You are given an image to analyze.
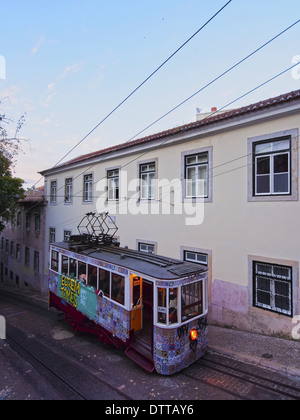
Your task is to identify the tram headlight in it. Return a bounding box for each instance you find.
[190,329,198,342]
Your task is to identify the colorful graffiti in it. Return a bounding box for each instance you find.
[60,276,81,308]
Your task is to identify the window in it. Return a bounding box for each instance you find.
[83,174,93,202]
[99,268,110,297]
[138,243,155,254]
[34,251,40,272]
[248,130,298,202]
[65,178,73,203]
[49,228,56,244]
[51,250,59,272]
[25,247,30,266]
[253,261,293,317]
[61,256,69,276]
[17,212,21,227]
[140,162,156,200]
[26,213,31,230]
[78,261,87,283]
[185,153,208,198]
[16,244,21,260]
[111,273,125,305]
[88,265,98,289]
[10,241,14,257]
[35,213,41,233]
[254,138,291,196]
[64,230,72,242]
[107,169,120,201]
[184,251,208,266]
[182,281,203,322]
[157,287,179,325]
[50,181,57,203]
[69,259,77,279]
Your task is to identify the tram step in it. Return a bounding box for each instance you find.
[125,346,155,374]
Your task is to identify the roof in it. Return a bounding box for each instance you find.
[18,186,46,204]
[41,88,300,174]
[53,242,208,281]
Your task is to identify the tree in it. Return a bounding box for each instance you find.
[0,110,26,232]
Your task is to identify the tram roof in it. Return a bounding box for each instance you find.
[52,242,208,281]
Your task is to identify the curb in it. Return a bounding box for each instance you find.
[208,345,300,380]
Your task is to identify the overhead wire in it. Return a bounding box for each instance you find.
[28,0,233,191]
[37,61,300,229]
[2,19,300,228]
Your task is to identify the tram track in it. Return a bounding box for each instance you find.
[0,293,133,401]
[182,353,300,401]
[6,326,134,401]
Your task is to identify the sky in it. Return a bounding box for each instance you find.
[0,0,299,189]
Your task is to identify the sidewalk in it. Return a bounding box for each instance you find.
[1,285,300,380]
[207,325,300,379]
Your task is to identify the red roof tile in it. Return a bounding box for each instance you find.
[44,89,300,172]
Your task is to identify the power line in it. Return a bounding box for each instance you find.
[41,18,300,210]
[29,0,232,190]
[37,61,300,229]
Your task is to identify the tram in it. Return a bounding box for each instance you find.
[49,213,208,375]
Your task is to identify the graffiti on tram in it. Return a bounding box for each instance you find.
[60,276,81,308]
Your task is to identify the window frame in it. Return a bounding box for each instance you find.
[65,178,73,204]
[248,129,299,202]
[140,162,156,200]
[50,180,57,204]
[83,173,93,203]
[253,260,293,317]
[253,138,291,196]
[107,169,120,201]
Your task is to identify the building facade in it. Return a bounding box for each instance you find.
[40,89,300,339]
[0,187,48,292]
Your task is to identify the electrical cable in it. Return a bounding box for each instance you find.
[28,0,232,191]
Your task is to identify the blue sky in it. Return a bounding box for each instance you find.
[0,0,299,188]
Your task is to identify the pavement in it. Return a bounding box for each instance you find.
[1,285,300,380]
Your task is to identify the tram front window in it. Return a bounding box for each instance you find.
[158,288,167,324]
[181,281,203,322]
[169,288,178,324]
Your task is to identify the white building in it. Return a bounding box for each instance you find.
[40,89,300,339]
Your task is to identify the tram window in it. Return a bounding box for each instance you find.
[69,259,77,279]
[181,281,203,322]
[88,265,98,289]
[111,273,125,305]
[78,261,87,284]
[169,288,178,324]
[158,288,167,324]
[61,256,69,276]
[51,251,59,272]
[99,268,110,297]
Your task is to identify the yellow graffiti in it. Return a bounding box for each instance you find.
[60,276,81,308]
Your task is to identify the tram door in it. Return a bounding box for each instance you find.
[131,276,153,345]
[131,275,143,332]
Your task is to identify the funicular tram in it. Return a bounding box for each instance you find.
[49,213,209,375]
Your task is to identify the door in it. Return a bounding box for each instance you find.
[131,275,143,332]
